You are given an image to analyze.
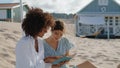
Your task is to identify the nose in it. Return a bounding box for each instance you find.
[57,34,62,39]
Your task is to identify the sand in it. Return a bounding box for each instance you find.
[0,21,120,68]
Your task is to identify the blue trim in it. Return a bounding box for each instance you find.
[7,9,11,18]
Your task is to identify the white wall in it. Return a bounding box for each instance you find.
[0,10,7,19]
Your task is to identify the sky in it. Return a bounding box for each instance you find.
[0,0,120,14]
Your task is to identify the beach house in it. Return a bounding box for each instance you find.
[75,0,120,38]
[0,3,29,22]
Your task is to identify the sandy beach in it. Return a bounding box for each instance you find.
[0,21,120,68]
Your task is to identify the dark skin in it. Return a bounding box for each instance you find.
[34,38,38,52]
[33,38,38,53]
[34,27,49,53]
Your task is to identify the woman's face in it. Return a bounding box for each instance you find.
[51,30,63,41]
[38,27,49,37]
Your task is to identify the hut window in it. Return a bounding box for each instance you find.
[115,17,120,25]
[115,17,119,23]
[116,22,118,25]
[109,27,113,33]
[115,19,119,23]
[79,23,82,26]
[98,0,108,6]
[105,23,107,25]
[109,17,113,23]
[109,17,113,19]
[90,25,93,26]
[115,17,118,19]
[105,17,108,22]
[105,17,108,19]
[109,22,113,25]
[109,20,113,22]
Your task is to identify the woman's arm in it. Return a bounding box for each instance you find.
[44,56,61,63]
[65,51,69,56]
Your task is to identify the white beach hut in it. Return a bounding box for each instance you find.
[0,3,29,22]
[75,0,120,38]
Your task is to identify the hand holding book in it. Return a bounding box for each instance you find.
[52,53,77,65]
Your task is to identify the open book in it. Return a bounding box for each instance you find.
[52,53,76,65]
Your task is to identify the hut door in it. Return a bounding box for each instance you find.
[105,17,114,35]
[108,17,114,35]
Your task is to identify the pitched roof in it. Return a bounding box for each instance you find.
[0,3,20,8]
[77,0,120,14]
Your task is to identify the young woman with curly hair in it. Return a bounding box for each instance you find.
[16,8,54,68]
